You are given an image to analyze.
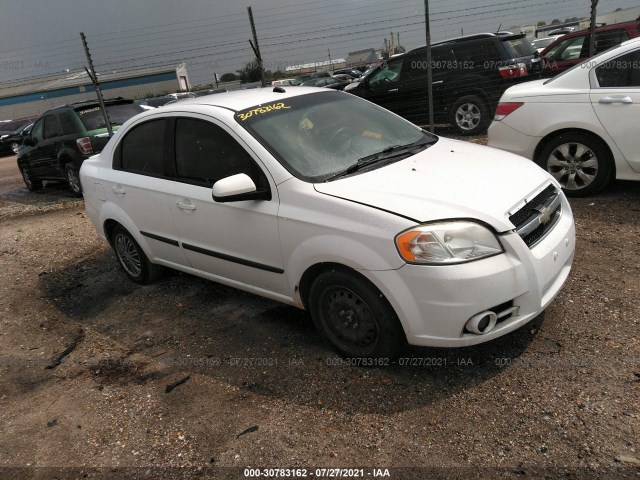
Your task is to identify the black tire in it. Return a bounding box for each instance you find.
[450,95,490,135]
[10,142,20,154]
[536,132,612,197]
[110,225,164,284]
[19,164,42,191]
[65,164,83,197]
[308,269,405,360]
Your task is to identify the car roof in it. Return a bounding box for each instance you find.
[157,86,331,112]
[540,20,640,55]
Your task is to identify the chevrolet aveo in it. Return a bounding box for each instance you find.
[80,88,575,359]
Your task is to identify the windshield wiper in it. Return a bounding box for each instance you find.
[325,137,436,182]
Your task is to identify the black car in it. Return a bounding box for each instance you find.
[0,117,37,156]
[345,32,542,135]
[17,98,144,195]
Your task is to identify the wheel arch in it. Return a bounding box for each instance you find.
[533,128,616,178]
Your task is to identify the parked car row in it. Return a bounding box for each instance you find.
[0,117,37,156]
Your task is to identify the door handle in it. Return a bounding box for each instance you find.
[433,80,444,85]
[388,88,399,92]
[599,96,632,105]
[112,185,126,195]
[176,201,196,211]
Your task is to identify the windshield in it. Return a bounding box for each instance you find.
[235,91,435,182]
[76,103,144,131]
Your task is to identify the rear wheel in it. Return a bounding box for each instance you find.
[308,269,405,360]
[111,225,164,284]
[450,95,490,135]
[19,164,42,191]
[65,164,83,196]
[536,132,612,197]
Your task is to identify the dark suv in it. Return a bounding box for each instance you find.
[17,98,144,195]
[345,33,542,135]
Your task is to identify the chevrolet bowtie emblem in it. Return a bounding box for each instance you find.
[538,205,553,225]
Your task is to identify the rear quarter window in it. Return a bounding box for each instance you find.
[501,38,535,58]
[76,103,145,131]
[452,41,500,65]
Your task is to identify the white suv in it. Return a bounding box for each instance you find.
[81,87,575,359]
[488,38,640,196]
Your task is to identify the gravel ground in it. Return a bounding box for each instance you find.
[0,144,638,479]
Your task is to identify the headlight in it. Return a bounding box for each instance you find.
[395,221,503,265]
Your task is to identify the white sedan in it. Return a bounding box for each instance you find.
[80,87,575,359]
[488,37,640,197]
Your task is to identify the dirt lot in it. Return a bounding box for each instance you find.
[0,146,639,479]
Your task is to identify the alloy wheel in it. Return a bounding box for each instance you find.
[546,142,598,191]
[455,103,481,131]
[114,234,142,278]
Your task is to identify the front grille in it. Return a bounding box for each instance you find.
[509,185,562,248]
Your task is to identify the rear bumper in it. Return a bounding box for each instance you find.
[487,121,540,160]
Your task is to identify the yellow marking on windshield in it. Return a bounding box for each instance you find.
[238,102,291,121]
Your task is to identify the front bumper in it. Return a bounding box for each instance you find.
[363,196,575,347]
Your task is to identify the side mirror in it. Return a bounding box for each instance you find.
[212,173,270,202]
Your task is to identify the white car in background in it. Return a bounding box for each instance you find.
[488,37,640,197]
[81,87,575,359]
[531,35,563,53]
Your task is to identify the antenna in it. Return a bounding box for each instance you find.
[496,23,502,34]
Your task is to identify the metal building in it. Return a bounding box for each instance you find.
[0,64,189,120]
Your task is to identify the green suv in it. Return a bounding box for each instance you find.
[17,98,144,195]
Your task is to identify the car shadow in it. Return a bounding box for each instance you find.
[39,249,545,415]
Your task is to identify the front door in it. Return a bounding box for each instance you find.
[168,115,286,295]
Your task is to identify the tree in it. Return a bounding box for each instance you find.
[236,62,262,83]
[537,21,546,27]
[551,19,561,25]
[220,72,237,82]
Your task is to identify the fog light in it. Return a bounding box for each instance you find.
[465,311,497,335]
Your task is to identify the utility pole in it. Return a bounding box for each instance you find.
[589,0,598,56]
[79,32,113,138]
[424,0,434,133]
[247,6,266,87]
[327,48,334,73]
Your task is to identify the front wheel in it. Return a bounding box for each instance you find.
[65,164,83,197]
[450,95,490,135]
[536,132,612,197]
[111,225,164,284]
[10,142,20,154]
[308,269,405,359]
[19,164,42,191]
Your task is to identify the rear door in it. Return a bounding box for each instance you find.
[108,118,189,267]
[590,48,640,172]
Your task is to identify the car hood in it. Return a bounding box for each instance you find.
[314,137,553,232]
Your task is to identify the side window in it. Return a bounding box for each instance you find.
[405,48,455,80]
[175,118,266,188]
[595,50,640,88]
[595,29,630,54]
[58,112,78,136]
[120,119,166,176]
[43,116,60,140]
[452,41,499,65]
[30,119,44,143]
[368,60,404,86]
[547,36,585,60]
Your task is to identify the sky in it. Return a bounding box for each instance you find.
[1,0,639,88]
